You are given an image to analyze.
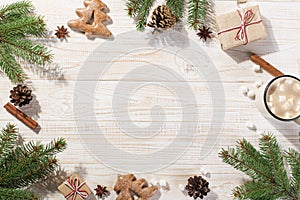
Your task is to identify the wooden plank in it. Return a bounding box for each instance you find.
[0,0,299,199]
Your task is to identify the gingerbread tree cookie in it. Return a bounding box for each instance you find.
[114,174,158,200]
[68,0,112,38]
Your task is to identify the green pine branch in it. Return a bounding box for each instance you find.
[0,15,46,37]
[0,1,52,83]
[219,133,300,200]
[0,188,38,200]
[259,134,292,196]
[166,0,185,20]
[0,43,25,83]
[126,0,210,31]
[0,138,66,188]
[0,124,18,159]
[0,0,33,19]
[187,0,208,30]
[2,37,52,65]
[233,181,278,200]
[286,148,300,197]
[126,0,141,17]
[0,124,66,199]
[135,0,155,31]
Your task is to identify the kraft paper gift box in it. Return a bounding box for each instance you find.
[216,5,267,50]
[58,174,92,200]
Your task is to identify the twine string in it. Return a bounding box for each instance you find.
[217,8,263,45]
[64,177,89,200]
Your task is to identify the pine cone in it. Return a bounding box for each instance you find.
[185,175,210,199]
[147,5,176,31]
[9,85,33,107]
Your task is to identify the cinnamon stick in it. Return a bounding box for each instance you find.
[4,102,38,130]
[250,54,284,77]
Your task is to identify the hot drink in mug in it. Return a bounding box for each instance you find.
[256,75,300,121]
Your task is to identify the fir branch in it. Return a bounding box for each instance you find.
[0,15,46,37]
[233,181,277,200]
[187,0,208,30]
[0,138,66,188]
[0,44,24,83]
[0,124,18,159]
[0,1,52,83]
[0,1,33,20]
[259,134,292,197]
[126,0,141,17]
[2,37,52,65]
[236,139,273,182]
[220,134,300,200]
[0,188,38,200]
[219,148,274,183]
[285,148,300,197]
[166,0,185,20]
[135,0,155,31]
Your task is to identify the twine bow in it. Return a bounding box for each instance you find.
[234,9,254,44]
[64,177,89,200]
[218,8,263,45]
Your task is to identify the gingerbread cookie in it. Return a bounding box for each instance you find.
[68,0,112,38]
[114,174,158,200]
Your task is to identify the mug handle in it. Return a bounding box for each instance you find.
[294,117,300,125]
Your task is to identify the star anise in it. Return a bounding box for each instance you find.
[197,26,213,41]
[94,185,110,199]
[55,25,69,39]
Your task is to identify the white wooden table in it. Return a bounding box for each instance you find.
[0,0,299,199]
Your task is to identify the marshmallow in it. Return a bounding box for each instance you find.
[252,64,261,72]
[200,167,209,176]
[159,179,168,188]
[246,121,257,130]
[150,179,158,186]
[247,90,256,99]
[279,95,286,103]
[256,130,264,135]
[178,184,185,192]
[255,81,263,88]
[226,193,233,198]
[241,86,249,95]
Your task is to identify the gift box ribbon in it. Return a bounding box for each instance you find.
[64,177,89,200]
[217,9,263,45]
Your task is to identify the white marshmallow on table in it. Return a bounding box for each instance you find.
[247,90,256,99]
[256,130,264,135]
[241,86,249,95]
[159,179,168,188]
[246,121,257,130]
[150,179,158,186]
[252,64,261,72]
[255,81,263,88]
[226,192,233,198]
[178,184,185,192]
[200,167,209,176]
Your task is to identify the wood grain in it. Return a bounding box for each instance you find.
[0,0,299,199]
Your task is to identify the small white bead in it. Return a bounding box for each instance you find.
[178,184,185,192]
[255,81,263,88]
[252,64,261,72]
[150,179,158,186]
[200,167,209,176]
[247,90,256,99]
[246,121,257,130]
[159,179,167,188]
[256,130,264,135]
[226,192,233,198]
[241,86,249,95]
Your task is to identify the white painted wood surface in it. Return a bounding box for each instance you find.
[0,0,299,199]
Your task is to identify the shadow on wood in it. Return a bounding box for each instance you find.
[223,16,279,63]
